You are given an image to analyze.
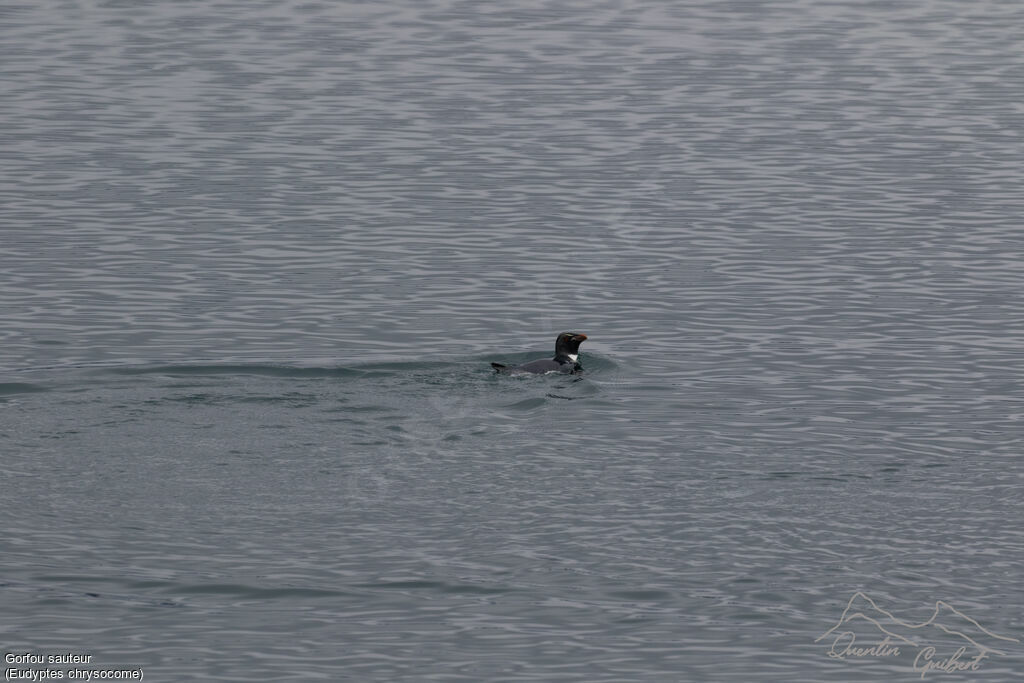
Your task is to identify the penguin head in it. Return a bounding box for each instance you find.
[554,332,587,359]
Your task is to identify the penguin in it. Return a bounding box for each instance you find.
[491,332,588,375]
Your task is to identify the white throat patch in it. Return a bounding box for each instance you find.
[567,353,578,362]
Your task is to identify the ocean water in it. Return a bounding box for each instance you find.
[2,0,1024,680]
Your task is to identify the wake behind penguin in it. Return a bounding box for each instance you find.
[491,332,587,375]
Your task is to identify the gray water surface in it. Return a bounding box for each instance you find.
[3,1,1023,680]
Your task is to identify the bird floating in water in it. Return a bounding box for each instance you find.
[491,332,587,375]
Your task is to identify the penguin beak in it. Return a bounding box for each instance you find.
[575,333,587,341]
